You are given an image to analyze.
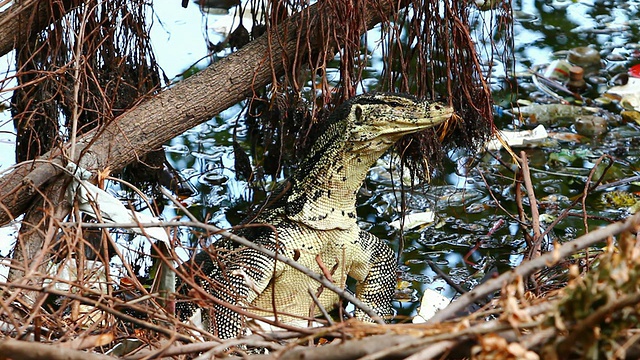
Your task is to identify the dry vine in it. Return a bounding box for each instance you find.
[7,0,638,359]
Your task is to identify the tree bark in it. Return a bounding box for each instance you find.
[0,0,404,227]
[6,178,70,288]
[0,0,81,58]
[0,337,116,360]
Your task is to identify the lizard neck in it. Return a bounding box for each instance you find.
[285,137,394,230]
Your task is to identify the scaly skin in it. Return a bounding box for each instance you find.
[177,93,453,338]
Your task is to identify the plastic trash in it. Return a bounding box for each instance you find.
[607,77,640,111]
[567,46,602,72]
[485,124,549,150]
[413,288,451,323]
[389,211,436,230]
[66,163,171,244]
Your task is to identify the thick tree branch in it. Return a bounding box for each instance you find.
[0,0,81,58]
[0,337,115,360]
[0,0,404,226]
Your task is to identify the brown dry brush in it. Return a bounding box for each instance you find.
[3,216,640,359]
[11,0,637,358]
[1,0,167,344]
[242,0,500,184]
[3,0,163,309]
[0,0,495,334]
[6,0,164,283]
[10,0,161,162]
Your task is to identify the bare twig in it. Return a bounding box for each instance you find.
[426,260,466,295]
[67,1,90,161]
[402,340,458,360]
[0,282,192,343]
[580,155,613,234]
[124,332,301,359]
[477,167,524,225]
[514,170,534,249]
[308,287,334,327]
[520,151,541,260]
[594,174,640,192]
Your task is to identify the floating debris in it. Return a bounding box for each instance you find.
[163,144,190,154]
[630,64,640,78]
[621,110,640,124]
[547,131,586,143]
[413,288,450,323]
[566,46,602,73]
[574,115,607,136]
[543,59,572,82]
[485,124,549,150]
[389,211,436,230]
[607,77,640,111]
[509,104,600,124]
[601,190,640,213]
[548,148,595,166]
[199,171,229,186]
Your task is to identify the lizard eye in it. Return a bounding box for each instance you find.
[354,105,363,123]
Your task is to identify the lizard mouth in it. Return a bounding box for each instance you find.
[370,103,455,140]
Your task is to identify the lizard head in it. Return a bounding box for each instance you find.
[287,93,454,229]
[300,93,454,172]
[341,93,453,152]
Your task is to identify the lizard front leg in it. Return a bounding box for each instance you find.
[350,230,396,321]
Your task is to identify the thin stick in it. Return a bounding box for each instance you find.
[308,287,335,326]
[514,171,533,249]
[594,174,640,192]
[68,1,91,162]
[0,338,115,360]
[124,332,301,359]
[520,151,541,260]
[0,282,193,343]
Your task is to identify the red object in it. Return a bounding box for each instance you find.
[630,64,640,78]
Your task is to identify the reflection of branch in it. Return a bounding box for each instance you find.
[428,211,640,323]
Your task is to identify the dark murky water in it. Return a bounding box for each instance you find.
[157,0,640,319]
